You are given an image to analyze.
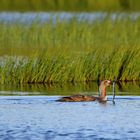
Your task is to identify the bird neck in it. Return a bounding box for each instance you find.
[99,85,106,97]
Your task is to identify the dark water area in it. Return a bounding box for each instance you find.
[0,12,140,24]
[0,82,140,140]
[0,81,140,96]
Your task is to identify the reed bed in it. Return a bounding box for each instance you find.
[0,17,140,84]
[0,0,140,12]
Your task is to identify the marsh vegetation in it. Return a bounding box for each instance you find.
[0,0,140,12]
[0,15,140,84]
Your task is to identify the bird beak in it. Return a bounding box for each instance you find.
[111,79,118,84]
[107,80,112,85]
[109,80,116,85]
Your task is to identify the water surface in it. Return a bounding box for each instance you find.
[0,82,140,140]
[0,12,140,24]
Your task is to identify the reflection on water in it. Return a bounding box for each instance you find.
[0,96,140,140]
[0,82,140,139]
[0,81,140,96]
[0,82,140,140]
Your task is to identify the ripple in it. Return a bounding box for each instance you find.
[0,95,140,140]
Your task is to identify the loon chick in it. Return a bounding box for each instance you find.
[56,80,111,102]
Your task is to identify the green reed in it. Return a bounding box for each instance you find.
[0,0,140,12]
[0,17,140,84]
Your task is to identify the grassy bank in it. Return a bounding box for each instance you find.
[0,0,140,12]
[0,18,140,84]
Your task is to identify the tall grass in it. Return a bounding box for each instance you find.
[0,17,140,84]
[0,0,140,12]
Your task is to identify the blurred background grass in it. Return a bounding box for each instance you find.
[0,18,140,84]
[0,0,140,84]
[0,0,140,12]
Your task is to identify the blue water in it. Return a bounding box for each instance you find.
[0,95,140,140]
[0,12,140,24]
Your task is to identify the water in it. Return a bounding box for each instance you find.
[0,82,140,140]
[0,12,140,24]
[0,12,140,139]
